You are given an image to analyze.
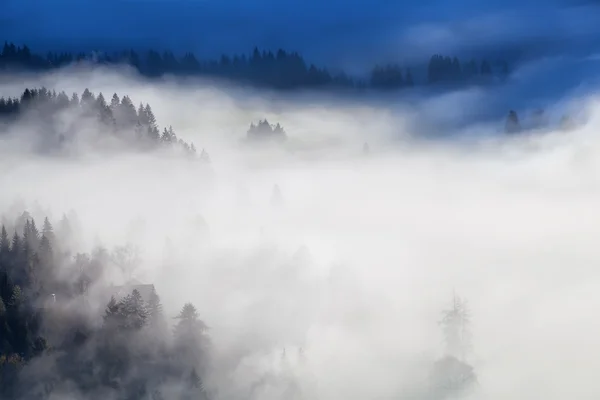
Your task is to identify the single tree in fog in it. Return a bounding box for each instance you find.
[173,303,209,372]
[505,110,521,134]
[430,293,477,399]
[439,293,471,360]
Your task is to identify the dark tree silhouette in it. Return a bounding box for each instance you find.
[0,211,212,399]
[0,87,201,158]
[0,41,509,91]
[247,119,287,142]
[505,110,521,134]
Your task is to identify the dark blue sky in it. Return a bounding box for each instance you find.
[2,0,600,72]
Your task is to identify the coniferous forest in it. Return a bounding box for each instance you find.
[0,211,211,400]
[0,41,509,91]
[0,87,211,158]
[0,32,583,400]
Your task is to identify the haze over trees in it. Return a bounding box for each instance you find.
[430,294,477,399]
[0,211,211,400]
[503,109,577,134]
[0,87,204,157]
[247,120,287,142]
[0,41,509,91]
[0,9,591,398]
[1,212,477,400]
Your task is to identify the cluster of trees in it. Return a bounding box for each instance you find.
[427,55,507,85]
[0,41,508,91]
[370,65,414,90]
[0,211,210,399]
[247,119,287,142]
[0,87,208,158]
[0,207,480,399]
[504,109,577,134]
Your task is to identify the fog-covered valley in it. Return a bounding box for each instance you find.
[0,49,600,400]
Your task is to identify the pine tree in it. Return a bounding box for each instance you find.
[173,303,209,369]
[103,295,121,328]
[161,127,172,143]
[174,303,208,337]
[119,289,148,331]
[8,285,22,307]
[0,226,10,256]
[38,235,53,270]
[137,103,148,125]
[147,286,164,324]
[430,294,477,398]
[439,294,471,360]
[42,217,54,245]
[110,93,120,109]
[23,219,40,251]
[96,93,116,127]
[81,88,95,109]
[70,92,79,106]
[144,104,157,131]
[114,95,138,129]
[10,232,21,258]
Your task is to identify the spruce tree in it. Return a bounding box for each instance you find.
[0,226,9,255]
[119,289,148,331]
[173,303,209,370]
[147,286,164,324]
[110,93,120,109]
[41,217,54,245]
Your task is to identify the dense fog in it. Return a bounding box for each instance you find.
[0,53,599,400]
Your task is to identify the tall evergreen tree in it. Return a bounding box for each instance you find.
[41,217,54,245]
[0,226,10,256]
[120,289,148,331]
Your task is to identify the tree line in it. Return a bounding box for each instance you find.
[0,41,508,91]
[0,209,480,399]
[0,211,210,399]
[0,86,211,160]
[246,119,287,142]
[504,108,578,134]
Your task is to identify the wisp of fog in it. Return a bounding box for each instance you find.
[1,60,600,400]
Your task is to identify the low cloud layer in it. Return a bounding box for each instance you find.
[0,61,599,400]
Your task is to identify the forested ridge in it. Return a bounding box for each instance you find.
[0,41,509,91]
[0,208,478,399]
[0,211,210,399]
[0,86,211,160]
